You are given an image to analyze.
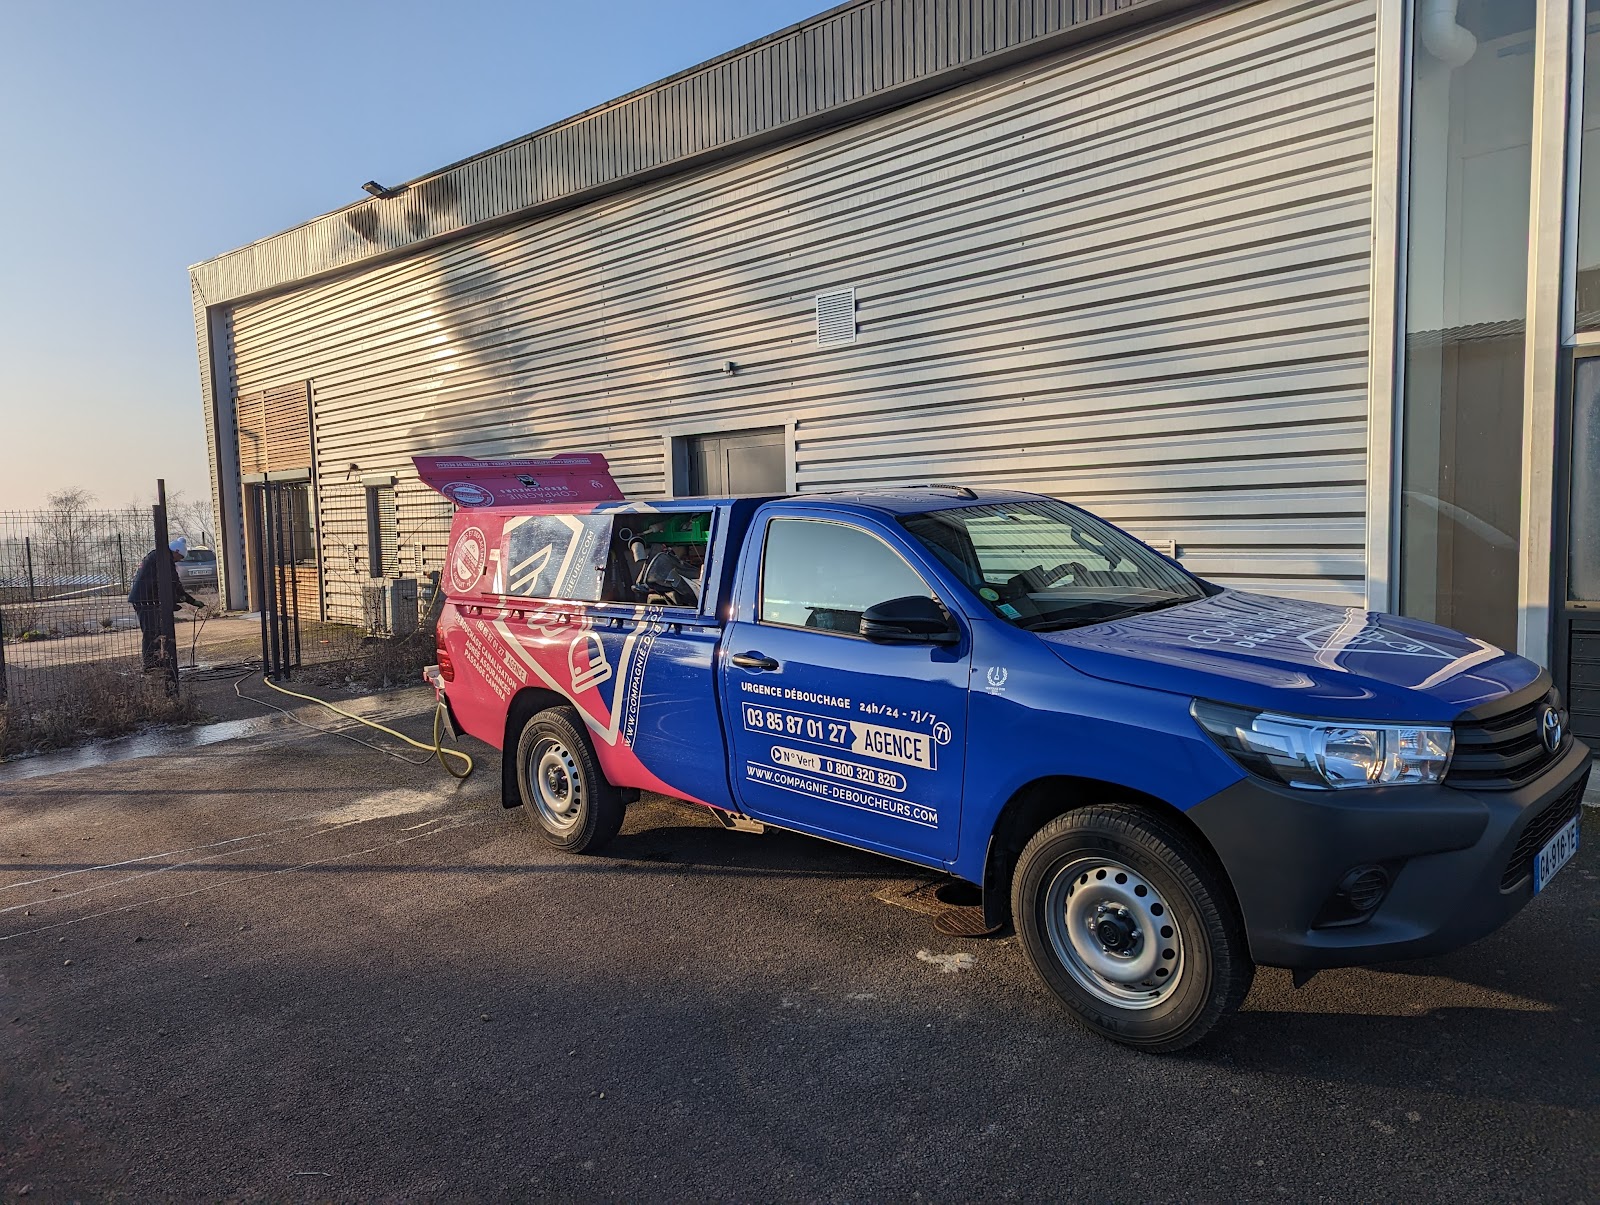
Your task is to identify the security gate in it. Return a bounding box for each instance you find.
[246,479,317,679]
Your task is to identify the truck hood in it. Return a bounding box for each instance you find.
[1039,590,1542,723]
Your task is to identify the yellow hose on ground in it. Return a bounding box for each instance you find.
[260,676,474,778]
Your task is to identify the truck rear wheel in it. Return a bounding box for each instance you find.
[1011,804,1252,1052]
[515,706,626,854]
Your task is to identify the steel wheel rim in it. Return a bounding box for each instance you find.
[530,737,584,833]
[1043,856,1184,1010]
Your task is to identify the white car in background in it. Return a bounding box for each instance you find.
[176,547,218,592]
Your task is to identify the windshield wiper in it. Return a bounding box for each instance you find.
[1021,615,1107,633]
[1109,595,1199,619]
[1023,595,1198,633]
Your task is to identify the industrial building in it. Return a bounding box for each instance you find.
[192,0,1598,745]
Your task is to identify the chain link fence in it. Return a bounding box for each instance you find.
[0,506,209,754]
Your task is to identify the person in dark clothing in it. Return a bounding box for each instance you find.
[129,537,202,671]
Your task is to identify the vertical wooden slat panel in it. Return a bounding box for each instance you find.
[235,382,311,475]
[263,382,312,470]
[235,390,268,476]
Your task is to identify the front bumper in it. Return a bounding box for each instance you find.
[1187,738,1591,969]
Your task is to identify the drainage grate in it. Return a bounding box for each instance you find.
[815,288,857,346]
[933,907,1002,938]
[877,879,1002,937]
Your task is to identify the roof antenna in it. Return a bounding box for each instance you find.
[926,483,977,499]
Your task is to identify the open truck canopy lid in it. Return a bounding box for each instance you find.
[413,453,623,508]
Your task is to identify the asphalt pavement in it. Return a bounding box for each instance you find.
[1,697,1596,1201]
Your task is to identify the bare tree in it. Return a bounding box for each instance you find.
[123,488,215,547]
[171,494,216,547]
[38,488,96,586]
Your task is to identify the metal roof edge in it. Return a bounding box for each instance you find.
[186,0,881,279]
[189,0,1202,308]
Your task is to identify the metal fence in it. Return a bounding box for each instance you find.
[317,482,454,628]
[245,480,451,679]
[0,505,215,712]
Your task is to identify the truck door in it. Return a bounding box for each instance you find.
[722,511,970,864]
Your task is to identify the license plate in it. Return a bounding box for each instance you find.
[1533,816,1581,894]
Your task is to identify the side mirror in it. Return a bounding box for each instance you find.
[860,595,958,645]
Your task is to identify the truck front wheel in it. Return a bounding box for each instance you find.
[515,706,626,854]
[1011,804,1252,1052]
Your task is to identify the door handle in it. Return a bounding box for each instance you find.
[731,652,779,671]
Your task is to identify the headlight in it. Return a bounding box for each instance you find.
[1191,700,1453,790]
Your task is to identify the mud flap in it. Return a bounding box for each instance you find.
[423,669,465,743]
[711,808,766,834]
[437,696,462,740]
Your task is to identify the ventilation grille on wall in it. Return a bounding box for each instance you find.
[815,288,857,346]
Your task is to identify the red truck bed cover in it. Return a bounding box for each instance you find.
[413,453,623,508]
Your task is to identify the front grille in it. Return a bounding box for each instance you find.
[1500,777,1586,890]
[1447,688,1567,790]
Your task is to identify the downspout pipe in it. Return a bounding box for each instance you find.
[1418,0,1477,69]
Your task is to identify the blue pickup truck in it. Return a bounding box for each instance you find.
[424,456,1588,1051]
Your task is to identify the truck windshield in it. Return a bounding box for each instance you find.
[899,500,1206,632]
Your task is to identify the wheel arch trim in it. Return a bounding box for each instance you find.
[500,687,569,808]
[979,775,1241,932]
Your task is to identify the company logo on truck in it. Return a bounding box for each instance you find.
[442,481,496,507]
[449,526,488,591]
[1540,705,1563,753]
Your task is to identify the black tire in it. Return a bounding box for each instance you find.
[515,706,626,854]
[1011,803,1252,1053]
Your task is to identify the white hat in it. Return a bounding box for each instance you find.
[169,536,188,557]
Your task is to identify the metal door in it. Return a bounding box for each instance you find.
[685,428,786,495]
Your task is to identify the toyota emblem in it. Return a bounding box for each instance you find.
[1540,706,1563,754]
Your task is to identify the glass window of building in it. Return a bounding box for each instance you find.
[1571,4,1600,624]
[1570,359,1600,600]
[1575,0,1600,327]
[1399,0,1538,652]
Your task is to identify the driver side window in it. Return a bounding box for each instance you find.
[760,518,934,637]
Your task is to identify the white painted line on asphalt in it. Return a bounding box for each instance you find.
[0,813,491,942]
[916,950,975,973]
[1,815,407,916]
[2,789,453,915]
[1,819,347,893]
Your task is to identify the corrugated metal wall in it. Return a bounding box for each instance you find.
[226,0,1375,622]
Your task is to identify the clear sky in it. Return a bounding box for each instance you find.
[0,0,825,513]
